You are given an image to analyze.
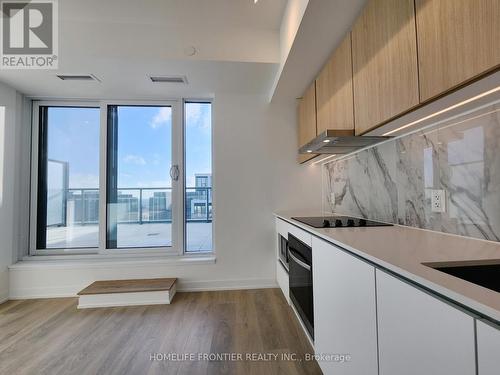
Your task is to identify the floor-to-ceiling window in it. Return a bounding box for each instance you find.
[32,100,212,255]
[35,105,100,250]
[106,105,174,249]
[184,101,212,252]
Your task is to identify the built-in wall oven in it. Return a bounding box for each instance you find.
[288,234,314,339]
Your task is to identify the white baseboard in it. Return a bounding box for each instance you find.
[177,278,278,292]
[9,285,84,300]
[0,289,8,304]
[78,287,176,309]
[9,278,278,300]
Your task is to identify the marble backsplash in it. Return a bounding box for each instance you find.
[323,101,500,242]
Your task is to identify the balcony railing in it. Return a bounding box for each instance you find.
[48,187,212,227]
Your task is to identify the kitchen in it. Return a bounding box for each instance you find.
[276,0,500,374]
[0,0,498,374]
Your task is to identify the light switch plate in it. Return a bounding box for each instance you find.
[431,189,446,213]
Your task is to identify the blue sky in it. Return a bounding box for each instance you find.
[185,102,212,187]
[47,103,211,189]
[48,107,100,188]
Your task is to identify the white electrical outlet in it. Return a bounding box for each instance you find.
[431,189,446,213]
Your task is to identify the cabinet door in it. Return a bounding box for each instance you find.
[312,237,378,375]
[352,0,419,134]
[316,34,354,135]
[477,320,500,375]
[297,82,317,163]
[416,0,500,101]
[276,261,289,304]
[376,270,475,375]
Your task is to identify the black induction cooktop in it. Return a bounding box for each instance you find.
[292,216,392,228]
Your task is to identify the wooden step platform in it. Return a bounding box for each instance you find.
[77,278,177,309]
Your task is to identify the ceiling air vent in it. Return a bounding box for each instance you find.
[57,74,100,82]
[149,75,188,84]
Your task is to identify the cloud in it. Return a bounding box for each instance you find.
[123,154,146,165]
[185,102,201,123]
[185,103,211,130]
[152,155,161,165]
[150,107,172,129]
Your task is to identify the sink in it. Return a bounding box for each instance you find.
[429,263,500,293]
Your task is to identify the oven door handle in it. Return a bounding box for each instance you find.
[288,249,311,271]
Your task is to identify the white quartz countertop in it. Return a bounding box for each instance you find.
[275,211,500,323]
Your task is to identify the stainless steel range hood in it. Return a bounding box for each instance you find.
[298,129,391,155]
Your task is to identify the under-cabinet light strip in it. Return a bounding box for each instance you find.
[420,108,500,136]
[310,85,500,166]
[312,154,337,165]
[383,85,500,136]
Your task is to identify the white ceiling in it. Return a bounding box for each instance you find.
[0,0,369,101]
[66,0,286,32]
[0,0,286,99]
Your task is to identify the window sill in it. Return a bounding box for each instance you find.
[10,253,216,270]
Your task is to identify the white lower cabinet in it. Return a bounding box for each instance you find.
[276,218,312,246]
[477,320,500,375]
[312,237,378,375]
[376,270,476,375]
[276,260,289,304]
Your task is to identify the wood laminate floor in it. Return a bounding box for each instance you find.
[0,289,322,375]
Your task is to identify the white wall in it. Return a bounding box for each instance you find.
[0,82,29,303]
[8,93,322,298]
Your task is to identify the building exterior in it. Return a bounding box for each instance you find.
[55,173,211,226]
[149,191,171,222]
[186,173,212,222]
[69,190,100,224]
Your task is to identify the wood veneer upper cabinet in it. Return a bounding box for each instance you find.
[316,34,354,134]
[297,82,317,163]
[352,0,420,135]
[416,0,500,101]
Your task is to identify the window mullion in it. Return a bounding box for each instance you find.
[172,101,185,255]
[98,102,108,254]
